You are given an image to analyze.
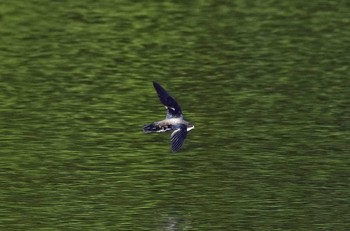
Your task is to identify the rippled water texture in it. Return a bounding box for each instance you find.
[0,1,349,230]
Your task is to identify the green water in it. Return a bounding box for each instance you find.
[0,1,349,230]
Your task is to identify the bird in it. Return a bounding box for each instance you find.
[143,81,194,152]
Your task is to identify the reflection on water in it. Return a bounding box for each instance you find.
[157,215,190,231]
[164,217,186,231]
[0,0,349,230]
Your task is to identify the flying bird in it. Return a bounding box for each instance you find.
[143,81,194,152]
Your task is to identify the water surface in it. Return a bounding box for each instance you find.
[0,1,349,230]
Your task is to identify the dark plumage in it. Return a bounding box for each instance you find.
[143,82,194,152]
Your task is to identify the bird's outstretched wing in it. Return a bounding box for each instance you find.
[170,124,187,152]
[153,81,182,119]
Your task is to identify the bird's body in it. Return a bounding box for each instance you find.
[143,82,194,152]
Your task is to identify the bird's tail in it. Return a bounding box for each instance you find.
[143,123,159,133]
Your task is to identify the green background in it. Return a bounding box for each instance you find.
[0,1,349,230]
